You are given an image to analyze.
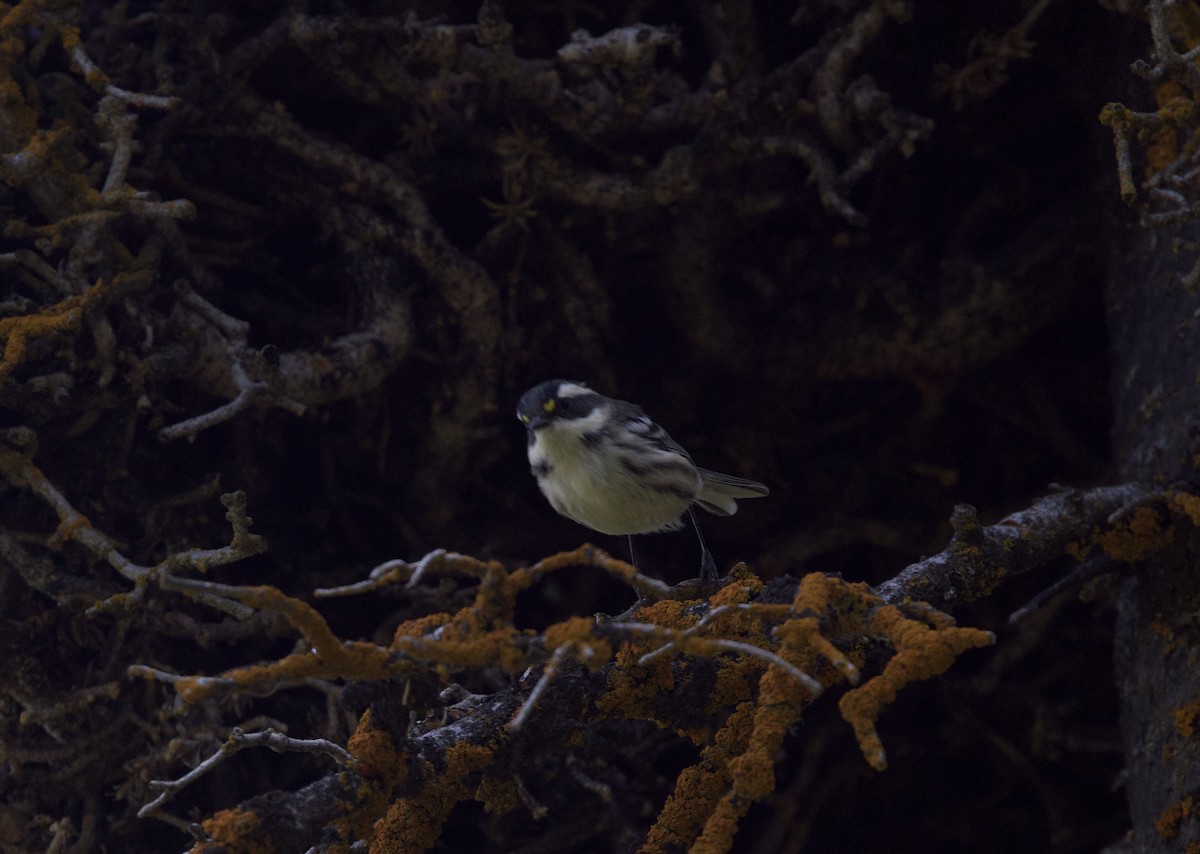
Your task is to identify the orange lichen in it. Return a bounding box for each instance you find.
[346,709,405,783]
[196,808,271,854]
[599,643,689,732]
[371,743,495,851]
[0,278,110,383]
[598,581,778,736]
[643,701,756,853]
[175,640,394,704]
[632,597,693,628]
[475,774,519,815]
[1096,506,1174,562]
[709,564,764,604]
[1173,700,1200,738]
[395,628,529,671]
[1157,795,1195,841]
[543,614,599,651]
[391,612,452,641]
[838,604,994,771]
[172,586,401,702]
[703,654,761,713]
[779,572,870,683]
[695,667,811,853]
[141,546,992,852]
[1170,491,1200,527]
[688,575,876,850]
[633,571,990,848]
[1146,82,1188,173]
[330,710,409,845]
[544,615,614,666]
[508,543,653,595]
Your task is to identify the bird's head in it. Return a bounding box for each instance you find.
[517,380,600,431]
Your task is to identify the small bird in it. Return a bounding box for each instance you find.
[517,379,768,581]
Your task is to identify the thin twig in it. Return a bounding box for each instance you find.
[507,645,572,732]
[637,604,753,665]
[706,638,824,695]
[68,43,180,109]
[138,727,357,820]
[620,622,823,696]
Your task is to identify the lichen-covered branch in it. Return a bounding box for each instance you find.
[1100,0,1200,235]
[876,482,1167,608]
[135,551,999,850]
[0,429,266,614]
[137,476,1200,851]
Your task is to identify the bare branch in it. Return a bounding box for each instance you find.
[138,727,357,821]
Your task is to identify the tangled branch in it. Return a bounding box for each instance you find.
[99,477,1199,851]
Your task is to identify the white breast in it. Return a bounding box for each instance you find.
[528,414,701,535]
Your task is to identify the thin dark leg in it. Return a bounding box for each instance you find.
[627,534,639,568]
[689,507,719,582]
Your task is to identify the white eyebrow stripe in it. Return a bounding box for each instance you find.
[556,382,593,398]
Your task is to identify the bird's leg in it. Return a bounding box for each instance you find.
[627,534,639,568]
[689,507,719,582]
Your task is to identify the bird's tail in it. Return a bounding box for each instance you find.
[694,468,769,516]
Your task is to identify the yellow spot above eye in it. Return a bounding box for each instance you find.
[543,399,556,413]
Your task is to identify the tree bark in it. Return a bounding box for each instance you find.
[1109,217,1200,850]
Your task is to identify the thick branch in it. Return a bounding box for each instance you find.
[877,483,1159,608]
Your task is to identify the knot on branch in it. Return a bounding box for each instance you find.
[949,502,983,544]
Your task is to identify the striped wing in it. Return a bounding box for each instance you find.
[615,402,768,516]
[622,412,693,460]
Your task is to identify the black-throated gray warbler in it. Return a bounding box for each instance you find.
[517,380,768,581]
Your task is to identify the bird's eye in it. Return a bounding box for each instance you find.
[543,399,556,414]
